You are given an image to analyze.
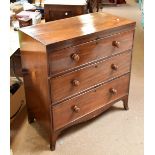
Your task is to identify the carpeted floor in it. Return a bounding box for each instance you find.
[11,1,144,154]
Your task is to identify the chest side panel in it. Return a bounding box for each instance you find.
[19,31,51,130]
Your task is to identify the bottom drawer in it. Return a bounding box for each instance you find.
[53,74,130,130]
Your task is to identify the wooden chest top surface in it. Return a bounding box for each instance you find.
[19,12,135,46]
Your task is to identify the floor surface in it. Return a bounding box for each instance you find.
[11,1,144,154]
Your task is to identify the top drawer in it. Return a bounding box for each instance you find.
[48,30,134,76]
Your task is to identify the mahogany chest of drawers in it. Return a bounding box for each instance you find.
[19,12,136,150]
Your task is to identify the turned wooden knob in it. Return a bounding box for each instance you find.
[72,105,80,113]
[72,79,80,86]
[111,64,118,70]
[109,88,117,95]
[112,41,120,48]
[71,53,80,62]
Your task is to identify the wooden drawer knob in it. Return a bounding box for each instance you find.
[111,64,118,70]
[71,53,80,62]
[112,41,120,48]
[72,79,80,86]
[72,105,80,113]
[109,88,117,95]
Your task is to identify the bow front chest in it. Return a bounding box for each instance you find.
[19,12,136,150]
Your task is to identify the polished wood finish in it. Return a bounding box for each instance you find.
[53,74,130,130]
[10,48,23,77]
[19,33,51,131]
[19,12,135,151]
[20,12,135,50]
[44,0,101,22]
[49,30,134,75]
[50,51,131,103]
[44,4,88,22]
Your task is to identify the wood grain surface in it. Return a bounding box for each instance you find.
[44,4,87,22]
[50,51,131,103]
[49,30,134,75]
[19,12,135,47]
[53,74,130,130]
[18,12,136,150]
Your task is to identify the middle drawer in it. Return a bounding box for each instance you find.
[50,51,131,103]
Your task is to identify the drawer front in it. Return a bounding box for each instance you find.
[50,51,131,103]
[49,31,134,76]
[44,5,87,22]
[48,10,74,21]
[53,74,130,130]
